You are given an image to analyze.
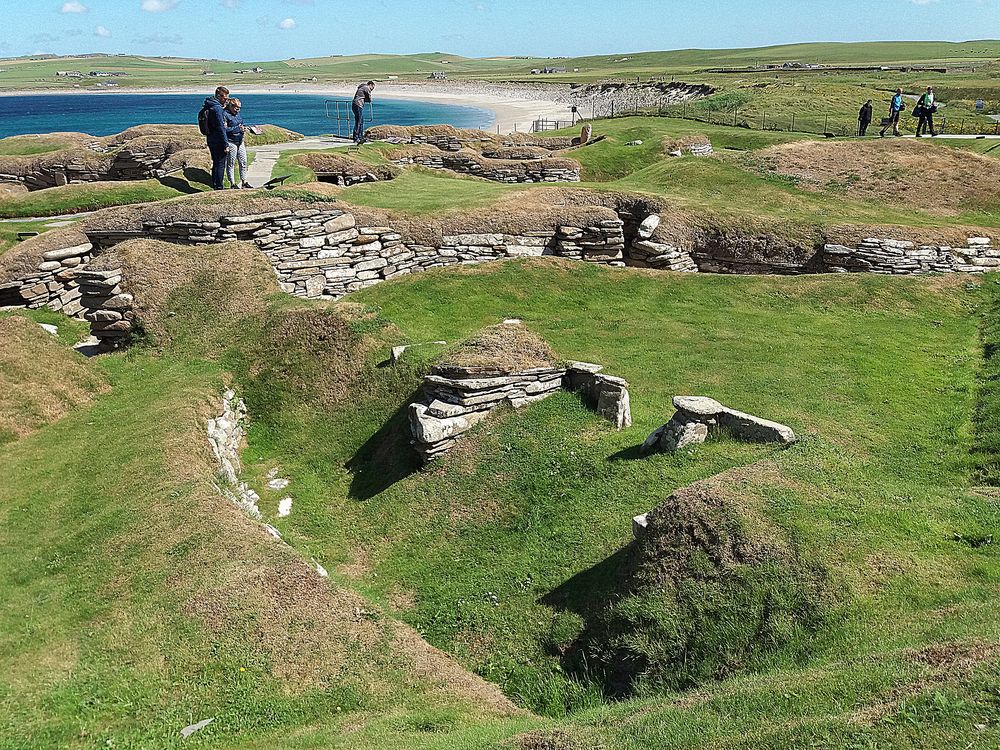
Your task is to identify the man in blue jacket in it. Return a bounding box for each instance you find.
[201,86,230,190]
[879,88,904,138]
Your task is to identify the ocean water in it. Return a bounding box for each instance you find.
[0,93,495,139]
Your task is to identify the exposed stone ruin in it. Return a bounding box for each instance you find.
[643,396,797,454]
[408,326,632,463]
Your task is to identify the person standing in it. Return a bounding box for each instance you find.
[879,88,904,138]
[224,97,252,188]
[352,80,375,144]
[858,99,873,136]
[915,86,937,137]
[200,86,230,190]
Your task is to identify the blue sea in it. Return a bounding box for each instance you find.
[0,93,495,139]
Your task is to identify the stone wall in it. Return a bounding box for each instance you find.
[4,198,999,342]
[391,150,581,184]
[0,145,176,191]
[410,360,632,462]
[0,236,94,313]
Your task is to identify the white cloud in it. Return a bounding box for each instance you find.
[278,17,297,29]
[94,25,111,38]
[141,0,179,11]
[60,1,88,13]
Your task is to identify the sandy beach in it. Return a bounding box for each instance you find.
[0,82,576,135]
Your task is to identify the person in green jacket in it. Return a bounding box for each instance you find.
[915,86,937,137]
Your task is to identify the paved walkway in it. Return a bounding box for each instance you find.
[245,135,353,187]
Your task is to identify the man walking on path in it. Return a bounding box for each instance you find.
[352,80,375,144]
[201,86,230,190]
[880,88,905,137]
[858,99,873,136]
[916,86,937,137]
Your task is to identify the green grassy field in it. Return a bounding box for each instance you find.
[0,170,211,219]
[3,251,999,748]
[302,117,1000,236]
[0,219,63,255]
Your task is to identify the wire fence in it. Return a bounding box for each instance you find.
[574,99,1000,137]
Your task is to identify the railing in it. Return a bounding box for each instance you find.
[582,100,1000,137]
[531,118,575,132]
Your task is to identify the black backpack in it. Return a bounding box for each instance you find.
[198,103,211,136]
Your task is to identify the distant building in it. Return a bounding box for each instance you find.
[428,71,447,80]
[89,71,127,77]
[233,66,265,74]
[57,71,83,77]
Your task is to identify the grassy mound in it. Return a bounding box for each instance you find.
[293,152,399,181]
[571,477,827,696]
[436,322,559,375]
[746,139,1000,215]
[87,238,280,347]
[0,315,107,443]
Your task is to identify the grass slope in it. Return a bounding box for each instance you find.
[2,217,1000,748]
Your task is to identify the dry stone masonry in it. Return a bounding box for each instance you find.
[3,197,999,338]
[391,148,581,184]
[75,265,133,347]
[410,360,632,463]
[643,396,797,454]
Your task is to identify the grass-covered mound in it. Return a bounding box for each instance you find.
[0,314,107,443]
[292,152,399,181]
[87,238,280,347]
[435,322,559,375]
[744,139,1000,215]
[570,477,827,697]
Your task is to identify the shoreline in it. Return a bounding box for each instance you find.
[0,83,576,135]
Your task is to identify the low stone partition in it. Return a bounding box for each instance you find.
[365,125,576,154]
[410,350,632,463]
[556,219,630,263]
[564,361,632,430]
[820,237,998,274]
[75,265,134,347]
[391,147,581,184]
[643,396,797,454]
[0,230,94,313]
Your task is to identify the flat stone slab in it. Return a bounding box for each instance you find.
[646,396,797,454]
[673,395,724,418]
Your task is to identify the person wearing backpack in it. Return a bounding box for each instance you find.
[879,89,904,137]
[915,86,937,137]
[199,86,231,190]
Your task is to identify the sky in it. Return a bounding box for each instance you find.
[2,0,998,61]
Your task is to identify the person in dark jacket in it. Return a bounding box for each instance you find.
[858,99,873,136]
[915,86,937,137]
[224,97,252,188]
[352,80,374,144]
[202,86,230,190]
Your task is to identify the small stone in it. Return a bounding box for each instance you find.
[277,497,293,517]
[180,718,214,739]
[637,214,661,240]
[268,477,290,491]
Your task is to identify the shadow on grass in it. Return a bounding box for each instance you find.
[607,444,647,462]
[541,546,630,623]
[541,545,634,698]
[345,392,422,501]
[160,175,202,194]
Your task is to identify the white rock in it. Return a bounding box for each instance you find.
[277,497,293,517]
[268,477,290,491]
[180,718,214,739]
[38,323,59,336]
[637,214,661,240]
